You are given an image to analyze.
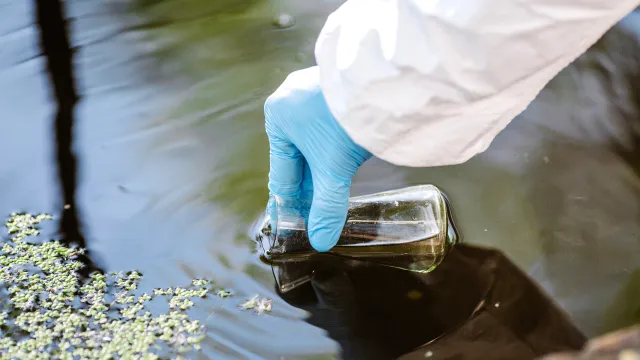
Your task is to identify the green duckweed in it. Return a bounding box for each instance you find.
[239,295,272,314]
[0,213,236,359]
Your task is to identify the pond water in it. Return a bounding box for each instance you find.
[1,0,640,358]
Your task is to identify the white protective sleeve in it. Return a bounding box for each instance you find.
[315,0,640,167]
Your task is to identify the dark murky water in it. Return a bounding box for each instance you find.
[1,0,640,358]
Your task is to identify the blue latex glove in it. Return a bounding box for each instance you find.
[264,66,372,252]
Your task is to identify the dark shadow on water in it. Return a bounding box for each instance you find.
[34,0,100,277]
[278,245,586,360]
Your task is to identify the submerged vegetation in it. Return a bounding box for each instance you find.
[0,213,270,359]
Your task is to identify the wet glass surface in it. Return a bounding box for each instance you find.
[1,0,640,358]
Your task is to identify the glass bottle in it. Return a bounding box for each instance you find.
[252,185,460,292]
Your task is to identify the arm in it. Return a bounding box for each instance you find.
[315,0,640,167]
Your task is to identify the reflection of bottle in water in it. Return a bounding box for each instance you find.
[253,185,460,283]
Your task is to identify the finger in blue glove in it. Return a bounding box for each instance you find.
[264,66,371,252]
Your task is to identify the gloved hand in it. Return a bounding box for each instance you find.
[264,66,372,252]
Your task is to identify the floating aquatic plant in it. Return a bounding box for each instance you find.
[239,295,272,314]
[0,213,218,359]
[215,290,232,299]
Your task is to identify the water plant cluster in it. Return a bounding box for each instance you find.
[0,213,270,359]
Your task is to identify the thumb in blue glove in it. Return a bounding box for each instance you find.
[264,66,372,252]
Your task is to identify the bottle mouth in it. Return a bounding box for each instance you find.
[250,211,276,258]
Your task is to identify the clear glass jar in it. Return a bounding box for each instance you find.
[252,185,460,292]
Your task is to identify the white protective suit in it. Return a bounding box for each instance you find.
[314,0,640,167]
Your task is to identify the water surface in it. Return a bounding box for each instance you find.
[1,0,640,358]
